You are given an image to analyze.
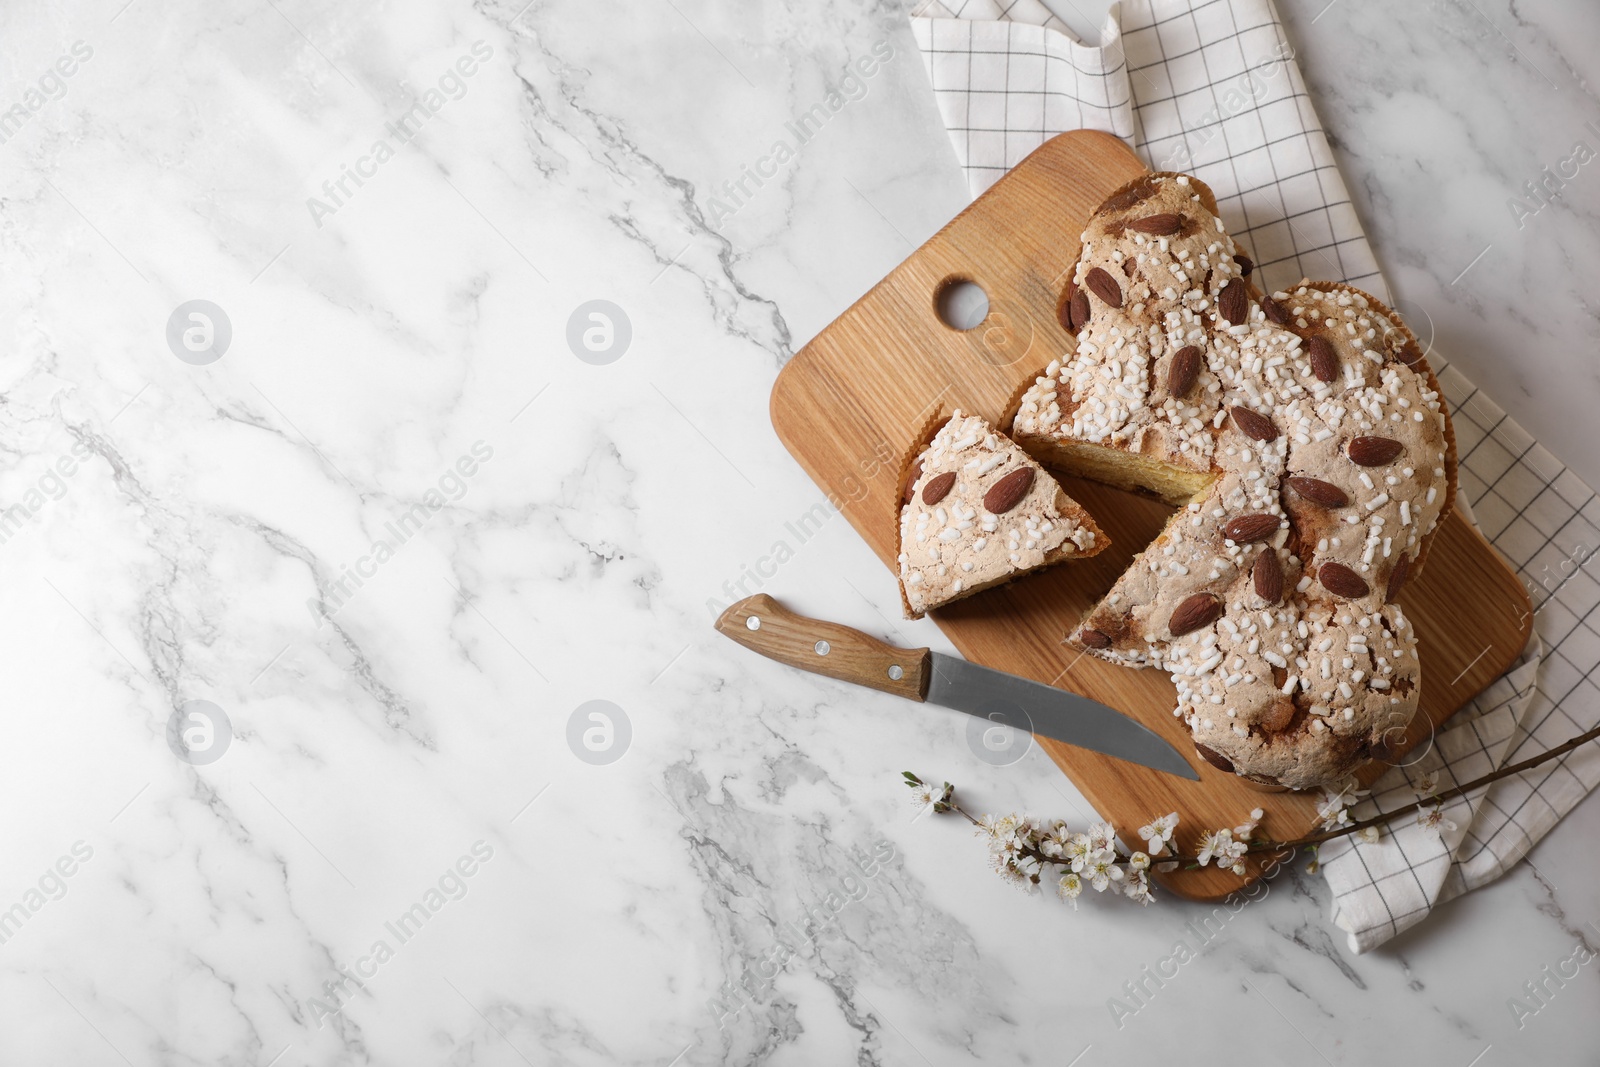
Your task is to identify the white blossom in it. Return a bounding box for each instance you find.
[1233,806,1265,838]
[1417,804,1457,838]
[1039,821,1073,859]
[1316,783,1366,831]
[1058,872,1083,907]
[911,781,952,812]
[1220,831,1248,872]
[1138,812,1179,855]
[1065,833,1094,873]
[994,857,1031,888]
[1086,849,1124,892]
[979,814,1028,863]
[1123,871,1154,905]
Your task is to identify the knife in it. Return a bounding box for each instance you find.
[714,594,1198,780]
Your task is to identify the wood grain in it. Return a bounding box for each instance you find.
[769,131,1534,900]
[716,594,931,701]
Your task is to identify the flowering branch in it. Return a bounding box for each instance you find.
[904,719,1600,904]
[905,772,1261,899]
[1267,717,1600,853]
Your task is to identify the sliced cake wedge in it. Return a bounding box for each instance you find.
[898,411,1106,618]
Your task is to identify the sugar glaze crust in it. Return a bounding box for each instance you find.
[897,411,1105,619]
[1011,172,1458,790]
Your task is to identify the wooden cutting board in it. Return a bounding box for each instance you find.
[770,130,1533,900]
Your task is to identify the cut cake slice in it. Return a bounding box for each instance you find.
[898,410,1106,618]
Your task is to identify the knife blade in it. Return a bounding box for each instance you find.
[714,593,1198,780]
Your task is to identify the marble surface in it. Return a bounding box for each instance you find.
[3,0,1598,1063]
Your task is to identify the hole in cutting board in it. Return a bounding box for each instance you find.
[934,277,990,331]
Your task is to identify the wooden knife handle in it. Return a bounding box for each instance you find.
[714,594,931,700]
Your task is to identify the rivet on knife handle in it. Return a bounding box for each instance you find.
[714,594,931,700]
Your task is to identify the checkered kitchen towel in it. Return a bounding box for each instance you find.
[911,0,1600,952]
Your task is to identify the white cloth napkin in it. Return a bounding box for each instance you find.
[911,0,1600,953]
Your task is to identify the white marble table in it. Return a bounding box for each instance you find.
[3,0,1597,1063]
